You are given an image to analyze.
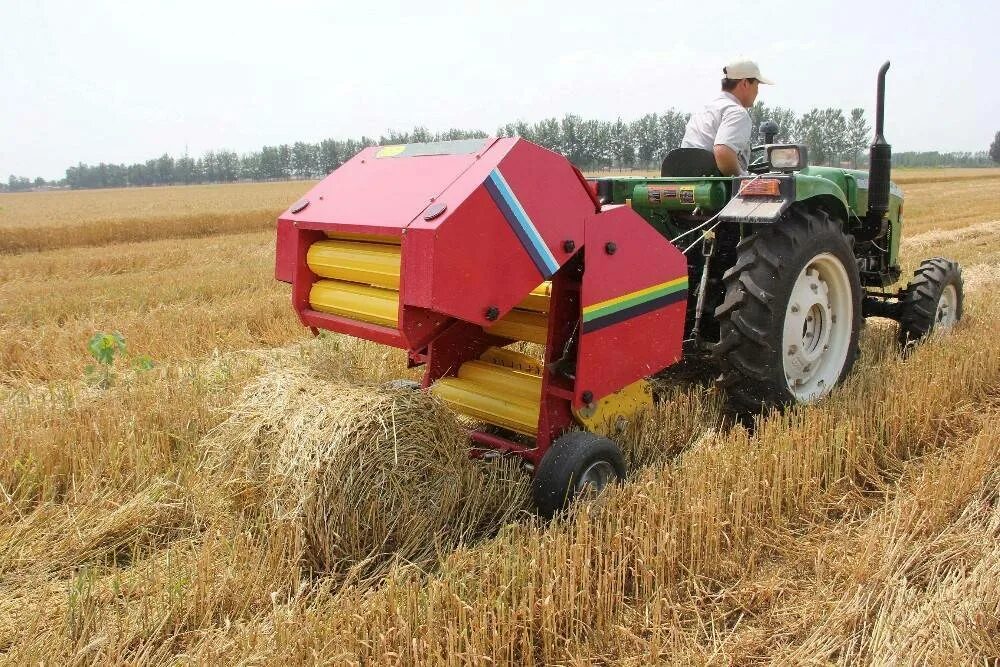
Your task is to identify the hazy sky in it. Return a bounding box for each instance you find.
[3,0,997,180]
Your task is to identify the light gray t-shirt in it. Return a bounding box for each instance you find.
[681,92,752,174]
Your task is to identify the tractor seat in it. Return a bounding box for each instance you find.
[660,148,722,177]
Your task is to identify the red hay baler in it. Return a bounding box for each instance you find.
[276,137,688,515]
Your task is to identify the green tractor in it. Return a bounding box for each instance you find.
[592,62,964,411]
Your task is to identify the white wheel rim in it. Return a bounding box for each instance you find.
[575,460,615,495]
[782,253,853,402]
[935,284,958,330]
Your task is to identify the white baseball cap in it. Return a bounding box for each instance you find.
[723,59,774,84]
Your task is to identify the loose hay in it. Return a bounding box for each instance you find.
[202,364,530,578]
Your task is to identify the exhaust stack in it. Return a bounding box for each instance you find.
[866,61,892,224]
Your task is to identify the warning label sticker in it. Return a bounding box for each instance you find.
[646,185,696,205]
[647,186,678,204]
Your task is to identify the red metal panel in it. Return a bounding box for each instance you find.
[278,139,498,233]
[419,321,499,386]
[404,138,591,326]
[493,140,594,265]
[535,257,584,453]
[275,218,296,283]
[293,220,402,239]
[290,227,326,322]
[575,205,689,406]
[403,185,548,323]
[399,228,433,308]
[397,306,454,352]
[300,309,408,349]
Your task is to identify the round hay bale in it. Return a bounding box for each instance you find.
[203,363,528,577]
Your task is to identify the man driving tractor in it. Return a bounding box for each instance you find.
[681,59,774,176]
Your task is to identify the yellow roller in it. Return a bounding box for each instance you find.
[324,231,401,245]
[432,352,544,435]
[432,377,540,436]
[304,235,549,342]
[516,282,551,312]
[487,309,548,345]
[309,280,399,327]
[307,239,401,289]
[432,348,650,436]
[457,361,541,400]
[480,346,543,375]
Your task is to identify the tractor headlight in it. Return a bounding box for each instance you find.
[767,145,807,171]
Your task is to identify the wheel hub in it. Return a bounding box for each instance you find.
[575,460,616,495]
[935,284,959,330]
[782,254,853,402]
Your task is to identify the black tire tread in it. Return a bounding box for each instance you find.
[897,257,964,348]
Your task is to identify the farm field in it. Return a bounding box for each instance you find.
[1,169,999,663]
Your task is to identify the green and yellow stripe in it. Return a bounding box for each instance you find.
[582,275,688,333]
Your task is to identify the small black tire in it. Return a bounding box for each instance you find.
[898,258,964,348]
[532,431,626,518]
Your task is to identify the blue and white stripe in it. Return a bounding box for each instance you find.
[483,168,560,279]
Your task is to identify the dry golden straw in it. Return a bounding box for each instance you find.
[1,170,999,663]
[201,363,529,578]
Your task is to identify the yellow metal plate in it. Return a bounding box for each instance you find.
[376,145,406,158]
[572,379,653,432]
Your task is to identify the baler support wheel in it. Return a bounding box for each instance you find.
[531,431,626,518]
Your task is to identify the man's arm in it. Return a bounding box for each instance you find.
[713,145,742,176]
[714,106,752,176]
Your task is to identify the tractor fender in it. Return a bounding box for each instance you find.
[790,173,851,226]
[717,174,850,226]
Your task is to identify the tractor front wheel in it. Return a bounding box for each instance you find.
[713,207,862,412]
[898,258,964,348]
[532,432,626,518]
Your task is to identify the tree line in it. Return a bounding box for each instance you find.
[3,109,997,192]
[3,176,51,192]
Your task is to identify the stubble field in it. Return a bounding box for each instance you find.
[1,168,999,664]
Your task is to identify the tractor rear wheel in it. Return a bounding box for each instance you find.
[713,207,862,412]
[898,258,964,348]
[532,431,625,518]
